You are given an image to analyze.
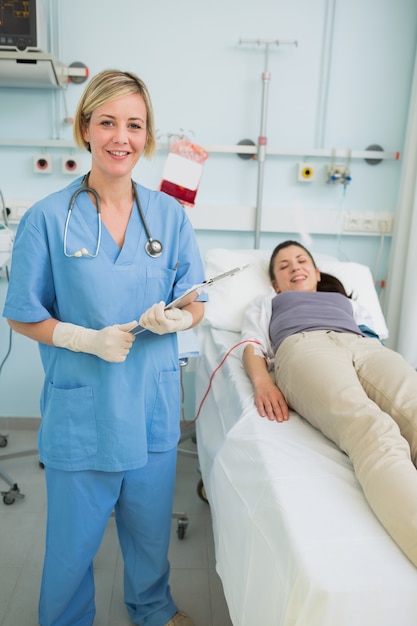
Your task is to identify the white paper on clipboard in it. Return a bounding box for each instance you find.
[130,264,248,336]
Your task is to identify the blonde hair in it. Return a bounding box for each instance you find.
[73,69,157,158]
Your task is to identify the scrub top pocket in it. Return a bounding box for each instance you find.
[39,382,97,463]
[140,266,177,312]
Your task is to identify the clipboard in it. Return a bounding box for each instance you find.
[130,264,248,335]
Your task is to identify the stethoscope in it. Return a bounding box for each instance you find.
[63,176,163,258]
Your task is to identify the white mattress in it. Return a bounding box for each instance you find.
[195,323,417,626]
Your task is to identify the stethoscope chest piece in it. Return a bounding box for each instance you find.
[145,238,163,258]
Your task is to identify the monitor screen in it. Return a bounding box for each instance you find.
[0,0,38,51]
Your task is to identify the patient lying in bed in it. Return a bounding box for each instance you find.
[241,239,417,568]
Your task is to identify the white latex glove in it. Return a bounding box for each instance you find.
[139,301,193,335]
[53,321,137,363]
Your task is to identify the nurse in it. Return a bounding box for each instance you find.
[3,69,205,626]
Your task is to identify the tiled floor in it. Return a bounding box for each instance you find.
[0,427,233,626]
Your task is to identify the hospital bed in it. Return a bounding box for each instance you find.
[195,247,417,626]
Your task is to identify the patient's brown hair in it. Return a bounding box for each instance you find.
[268,240,351,298]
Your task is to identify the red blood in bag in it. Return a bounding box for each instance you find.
[160,180,197,207]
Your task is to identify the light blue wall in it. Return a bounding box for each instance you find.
[1,0,417,417]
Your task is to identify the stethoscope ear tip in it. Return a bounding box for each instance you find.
[73,248,89,258]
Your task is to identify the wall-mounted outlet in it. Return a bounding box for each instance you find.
[376,213,394,234]
[343,211,393,234]
[298,162,315,182]
[34,154,52,174]
[7,200,33,223]
[343,212,362,231]
[62,155,81,175]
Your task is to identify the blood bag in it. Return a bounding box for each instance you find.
[160,139,209,207]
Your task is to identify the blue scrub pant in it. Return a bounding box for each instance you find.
[39,450,178,626]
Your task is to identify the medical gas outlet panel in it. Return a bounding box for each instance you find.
[33,154,83,175]
[297,162,351,185]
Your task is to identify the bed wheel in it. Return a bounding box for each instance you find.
[1,484,25,505]
[197,478,208,503]
[172,512,189,539]
[176,517,188,540]
[3,493,15,505]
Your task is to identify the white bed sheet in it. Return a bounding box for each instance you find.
[195,323,417,626]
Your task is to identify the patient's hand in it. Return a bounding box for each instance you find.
[254,378,289,423]
[242,344,289,422]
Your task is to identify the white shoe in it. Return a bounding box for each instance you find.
[165,610,194,626]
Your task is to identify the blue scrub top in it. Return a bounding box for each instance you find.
[3,177,206,472]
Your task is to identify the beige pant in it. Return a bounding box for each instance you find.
[275,330,417,567]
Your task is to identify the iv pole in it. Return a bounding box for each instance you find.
[239,38,297,248]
